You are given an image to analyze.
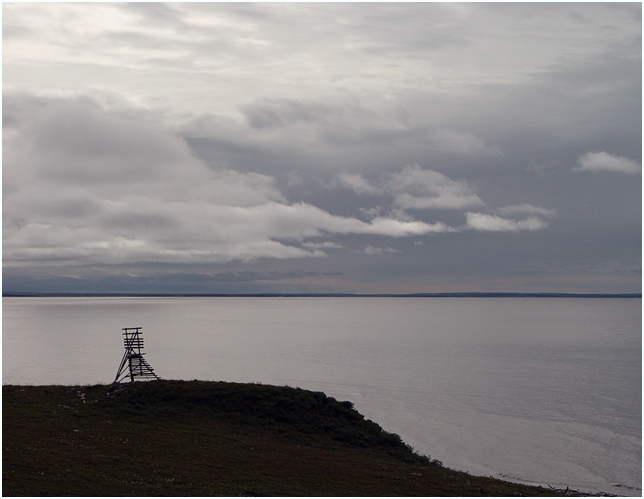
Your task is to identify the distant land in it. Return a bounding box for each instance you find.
[3,291,641,298]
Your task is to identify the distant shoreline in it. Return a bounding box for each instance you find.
[3,291,641,298]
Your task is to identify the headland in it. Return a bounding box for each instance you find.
[3,380,579,496]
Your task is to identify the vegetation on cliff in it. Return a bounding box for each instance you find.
[4,380,561,496]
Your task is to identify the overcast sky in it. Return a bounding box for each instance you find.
[3,2,641,294]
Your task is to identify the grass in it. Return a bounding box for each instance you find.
[3,380,563,496]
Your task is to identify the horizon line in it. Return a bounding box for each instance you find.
[3,291,641,298]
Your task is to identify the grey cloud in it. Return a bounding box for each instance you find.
[338,173,381,195]
[238,96,503,160]
[25,97,193,186]
[3,95,459,271]
[466,213,549,232]
[2,3,640,294]
[387,164,484,210]
[428,130,502,156]
[239,96,411,148]
[497,204,557,218]
[302,241,344,250]
[240,98,335,129]
[574,151,641,174]
[336,164,484,211]
[121,3,186,29]
[362,245,399,256]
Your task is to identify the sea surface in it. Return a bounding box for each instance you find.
[3,296,641,495]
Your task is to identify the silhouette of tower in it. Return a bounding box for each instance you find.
[113,327,160,383]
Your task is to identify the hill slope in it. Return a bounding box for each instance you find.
[3,380,561,496]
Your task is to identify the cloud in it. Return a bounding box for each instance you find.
[3,200,452,267]
[365,216,452,236]
[238,96,504,163]
[302,241,344,250]
[387,164,484,210]
[466,213,549,232]
[338,173,381,195]
[429,129,502,156]
[337,164,484,211]
[574,151,641,174]
[497,204,556,218]
[4,95,286,207]
[3,95,457,269]
[2,2,640,294]
[362,245,399,255]
[240,98,333,129]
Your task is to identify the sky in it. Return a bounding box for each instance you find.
[2,2,642,294]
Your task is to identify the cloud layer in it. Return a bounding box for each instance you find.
[3,3,641,293]
[4,97,468,269]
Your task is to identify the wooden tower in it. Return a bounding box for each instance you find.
[113,327,161,383]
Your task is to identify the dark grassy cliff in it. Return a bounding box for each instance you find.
[4,380,562,496]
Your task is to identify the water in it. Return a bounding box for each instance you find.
[3,296,641,495]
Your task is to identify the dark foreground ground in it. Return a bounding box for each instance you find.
[4,380,568,496]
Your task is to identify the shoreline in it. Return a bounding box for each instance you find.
[495,473,640,498]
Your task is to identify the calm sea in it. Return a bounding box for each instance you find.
[2,297,641,495]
